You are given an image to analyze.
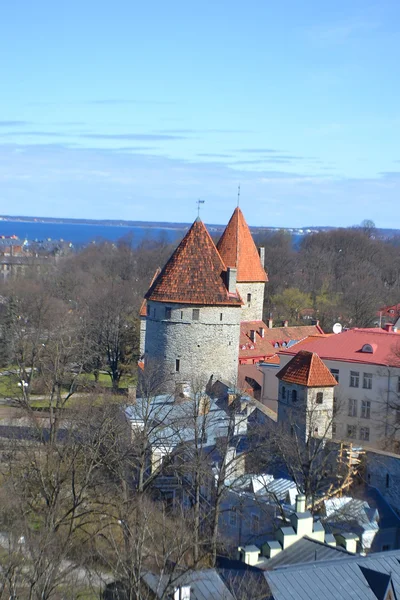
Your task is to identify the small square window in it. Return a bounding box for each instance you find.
[192,309,200,321]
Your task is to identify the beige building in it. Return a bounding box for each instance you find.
[278,328,400,450]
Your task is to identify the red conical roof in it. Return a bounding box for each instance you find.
[216,207,268,283]
[277,350,338,388]
[145,218,242,306]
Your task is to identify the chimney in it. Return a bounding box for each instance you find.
[268,314,273,329]
[226,267,237,294]
[258,246,265,266]
[250,330,256,343]
[385,323,394,333]
[282,320,288,328]
[259,326,265,338]
[295,494,306,513]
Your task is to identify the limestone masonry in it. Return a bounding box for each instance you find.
[140,208,268,393]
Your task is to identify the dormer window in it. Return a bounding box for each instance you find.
[361,343,374,353]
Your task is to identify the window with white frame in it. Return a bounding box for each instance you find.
[348,398,357,417]
[363,372,372,390]
[359,426,370,441]
[347,424,357,438]
[350,371,359,388]
[361,400,371,419]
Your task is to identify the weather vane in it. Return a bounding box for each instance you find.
[197,198,205,218]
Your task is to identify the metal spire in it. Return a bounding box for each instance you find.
[196,198,205,219]
[237,184,241,207]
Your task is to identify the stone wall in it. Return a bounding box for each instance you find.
[144,300,241,393]
[277,381,334,441]
[236,282,265,322]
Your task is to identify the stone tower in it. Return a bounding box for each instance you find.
[143,218,243,393]
[276,350,338,442]
[217,207,268,322]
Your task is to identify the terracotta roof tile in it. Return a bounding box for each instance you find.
[217,207,268,282]
[239,322,325,361]
[277,350,338,387]
[145,218,242,306]
[279,328,400,367]
[139,267,161,316]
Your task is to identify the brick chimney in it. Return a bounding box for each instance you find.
[226,267,237,294]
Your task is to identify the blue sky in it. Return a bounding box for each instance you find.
[1,0,399,228]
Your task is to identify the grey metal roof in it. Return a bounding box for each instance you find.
[143,569,236,600]
[264,537,351,569]
[125,395,231,448]
[265,548,400,600]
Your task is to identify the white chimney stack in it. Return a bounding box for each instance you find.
[226,267,237,294]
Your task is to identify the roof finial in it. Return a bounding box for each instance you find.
[237,184,241,208]
[196,198,205,219]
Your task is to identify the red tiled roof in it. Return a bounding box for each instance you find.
[139,267,161,317]
[239,322,325,362]
[277,350,338,387]
[279,328,400,367]
[217,207,268,283]
[145,218,243,306]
